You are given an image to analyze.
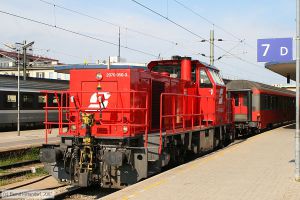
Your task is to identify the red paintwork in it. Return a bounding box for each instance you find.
[43,58,233,149]
[253,91,295,129]
[181,58,192,81]
[233,93,248,115]
[233,89,295,130]
[254,88,295,130]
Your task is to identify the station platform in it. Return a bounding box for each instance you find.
[103,124,300,200]
[0,129,59,152]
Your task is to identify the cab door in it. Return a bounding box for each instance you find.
[198,68,214,124]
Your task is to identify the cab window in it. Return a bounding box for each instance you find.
[200,69,212,88]
[191,66,196,82]
[152,65,181,78]
[208,69,225,85]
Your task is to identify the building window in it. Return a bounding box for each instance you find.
[57,73,62,80]
[36,72,45,78]
[49,72,54,79]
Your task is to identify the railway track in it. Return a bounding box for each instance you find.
[0,160,42,180]
[0,146,44,184]
[0,159,40,170]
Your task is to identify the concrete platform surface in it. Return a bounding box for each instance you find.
[0,129,60,152]
[102,124,300,200]
[0,175,62,191]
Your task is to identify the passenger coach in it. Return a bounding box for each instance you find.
[227,80,295,135]
[0,75,68,128]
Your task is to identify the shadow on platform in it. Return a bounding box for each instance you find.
[284,124,295,129]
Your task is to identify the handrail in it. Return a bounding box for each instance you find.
[43,90,149,145]
[158,93,234,154]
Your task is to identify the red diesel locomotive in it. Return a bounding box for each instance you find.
[227,80,295,136]
[40,56,235,188]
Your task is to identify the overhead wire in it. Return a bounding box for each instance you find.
[38,0,178,45]
[0,10,157,58]
[216,59,269,83]
[216,40,245,61]
[130,0,263,69]
[32,47,86,61]
[131,0,206,40]
[172,0,256,50]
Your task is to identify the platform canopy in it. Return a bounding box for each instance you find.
[265,61,296,81]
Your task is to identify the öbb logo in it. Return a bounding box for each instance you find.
[88,92,111,110]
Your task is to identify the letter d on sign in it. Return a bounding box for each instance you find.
[257,38,292,62]
[280,47,288,56]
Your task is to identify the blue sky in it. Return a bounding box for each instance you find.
[0,0,296,84]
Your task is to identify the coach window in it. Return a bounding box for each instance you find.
[53,97,58,104]
[243,94,248,106]
[200,69,212,88]
[6,94,17,108]
[22,94,34,109]
[38,95,46,108]
[234,95,239,106]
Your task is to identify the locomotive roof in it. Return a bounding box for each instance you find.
[226,80,295,96]
[55,64,147,73]
[198,61,219,71]
[0,75,69,92]
[147,59,220,71]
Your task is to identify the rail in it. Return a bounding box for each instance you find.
[43,90,149,146]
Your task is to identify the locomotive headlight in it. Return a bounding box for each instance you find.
[96,73,103,80]
[123,126,128,133]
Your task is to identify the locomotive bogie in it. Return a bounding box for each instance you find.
[41,123,233,188]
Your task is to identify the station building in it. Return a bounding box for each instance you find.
[0,49,69,80]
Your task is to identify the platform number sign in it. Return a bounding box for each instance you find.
[257,38,293,62]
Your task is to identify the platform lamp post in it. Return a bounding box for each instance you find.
[295,0,300,181]
[5,41,34,136]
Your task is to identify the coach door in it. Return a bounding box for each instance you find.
[233,92,249,121]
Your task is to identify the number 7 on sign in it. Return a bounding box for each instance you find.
[261,43,270,57]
